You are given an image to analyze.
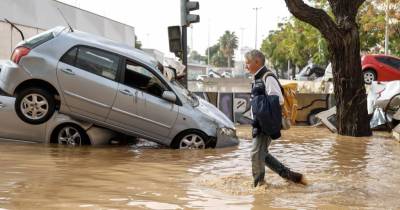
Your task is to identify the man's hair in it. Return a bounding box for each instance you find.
[245,50,265,65]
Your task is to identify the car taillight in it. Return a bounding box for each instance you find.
[11,47,31,64]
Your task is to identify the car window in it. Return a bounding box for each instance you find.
[75,47,120,80]
[376,56,399,70]
[389,58,400,69]
[60,47,78,66]
[123,60,168,98]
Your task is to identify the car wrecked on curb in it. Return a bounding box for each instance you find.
[0,27,238,149]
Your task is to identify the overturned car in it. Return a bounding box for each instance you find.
[0,27,238,149]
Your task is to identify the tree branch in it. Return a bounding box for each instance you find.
[353,0,366,11]
[284,0,341,41]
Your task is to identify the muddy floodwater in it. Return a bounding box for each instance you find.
[1,126,400,209]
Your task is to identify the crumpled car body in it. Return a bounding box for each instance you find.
[0,95,116,145]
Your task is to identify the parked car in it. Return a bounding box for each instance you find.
[196,74,208,81]
[362,54,400,84]
[295,64,325,81]
[0,95,116,146]
[221,72,232,78]
[0,27,238,149]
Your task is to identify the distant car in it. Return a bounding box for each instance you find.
[0,27,238,149]
[295,64,325,81]
[0,95,116,146]
[196,75,208,81]
[362,54,400,84]
[221,72,232,78]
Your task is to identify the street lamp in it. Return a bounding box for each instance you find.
[384,0,390,55]
[253,7,262,49]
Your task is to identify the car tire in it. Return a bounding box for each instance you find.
[15,87,56,125]
[54,124,90,146]
[172,130,208,149]
[363,69,376,84]
[307,108,328,125]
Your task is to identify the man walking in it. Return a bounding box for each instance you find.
[245,50,307,187]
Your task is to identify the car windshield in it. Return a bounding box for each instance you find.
[171,80,199,107]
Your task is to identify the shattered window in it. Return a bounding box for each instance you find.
[123,60,168,98]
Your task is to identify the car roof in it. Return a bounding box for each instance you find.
[365,54,400,60]
[60,29,159,68]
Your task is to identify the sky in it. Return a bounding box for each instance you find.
[58,0,291,57]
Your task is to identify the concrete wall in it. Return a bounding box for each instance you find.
[0,0,135,59]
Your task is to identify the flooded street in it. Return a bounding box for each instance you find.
[1,126,400,209]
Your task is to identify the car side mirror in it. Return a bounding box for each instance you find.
[162,91,177,103]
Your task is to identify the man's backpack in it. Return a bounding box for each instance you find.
[262,72,298,129]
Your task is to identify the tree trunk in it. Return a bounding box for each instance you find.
[284,0,372,137]
[329,25,372,136]
[227,55,231,68]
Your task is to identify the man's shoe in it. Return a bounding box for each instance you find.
[253,180,259,187]
[287,171,307,185]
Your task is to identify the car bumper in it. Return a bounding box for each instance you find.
[0,60,28,95]
[215,127,239,148]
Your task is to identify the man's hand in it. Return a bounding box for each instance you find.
[252,127,259,138]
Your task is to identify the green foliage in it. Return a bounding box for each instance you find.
[204,31,238,67]
[262,0,400,72]
[189,50,207,63]
[135,35,142,49]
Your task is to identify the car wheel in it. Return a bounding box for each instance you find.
[173,130,207,149]
[56,124,89,146]
[15,87,56,125]
[363,70,376,84]
[307,108,328,125]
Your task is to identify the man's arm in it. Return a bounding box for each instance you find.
[264,76,284,105]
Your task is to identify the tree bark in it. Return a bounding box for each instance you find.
[284,0,372,136]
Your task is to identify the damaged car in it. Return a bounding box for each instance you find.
[0,27,238,149]
[0,95,116,146]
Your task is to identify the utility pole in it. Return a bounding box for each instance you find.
[181,0,200,87]
[384,0,390,55]
[207,19,211,66]
[253,7,261,49]
[190,25,194,54]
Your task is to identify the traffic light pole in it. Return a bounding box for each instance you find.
[181,25,188,88]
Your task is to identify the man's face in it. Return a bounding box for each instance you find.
[245,58,261,74]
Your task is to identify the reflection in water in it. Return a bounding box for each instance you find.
[0,126,400,209]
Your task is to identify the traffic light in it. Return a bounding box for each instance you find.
[181,0,200,26]
[168,26,182,57]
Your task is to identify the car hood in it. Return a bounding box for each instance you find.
[196,97,235,129]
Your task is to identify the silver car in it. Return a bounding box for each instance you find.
[0,27,238,149]
[0,95,116,145]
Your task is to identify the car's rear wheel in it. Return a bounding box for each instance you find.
[363,69,376,84]
[15,87,56,125]
[172,130,208,149]
[55,124,90,146]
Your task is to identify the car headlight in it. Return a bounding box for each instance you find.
[219,127,236,137]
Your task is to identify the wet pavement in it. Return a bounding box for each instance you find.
[0,126,400,209]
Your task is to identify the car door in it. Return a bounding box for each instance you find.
[0,96,44,142]
[108,60,178,139]
[57,46,121,122]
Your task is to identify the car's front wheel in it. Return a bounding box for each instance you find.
[363,69,376,84]
[172,130,208,149]
[15,87,56,125]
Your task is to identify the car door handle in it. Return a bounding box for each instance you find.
[0,102,5,108]
[119,89,133,96]
[61,68,75,75]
